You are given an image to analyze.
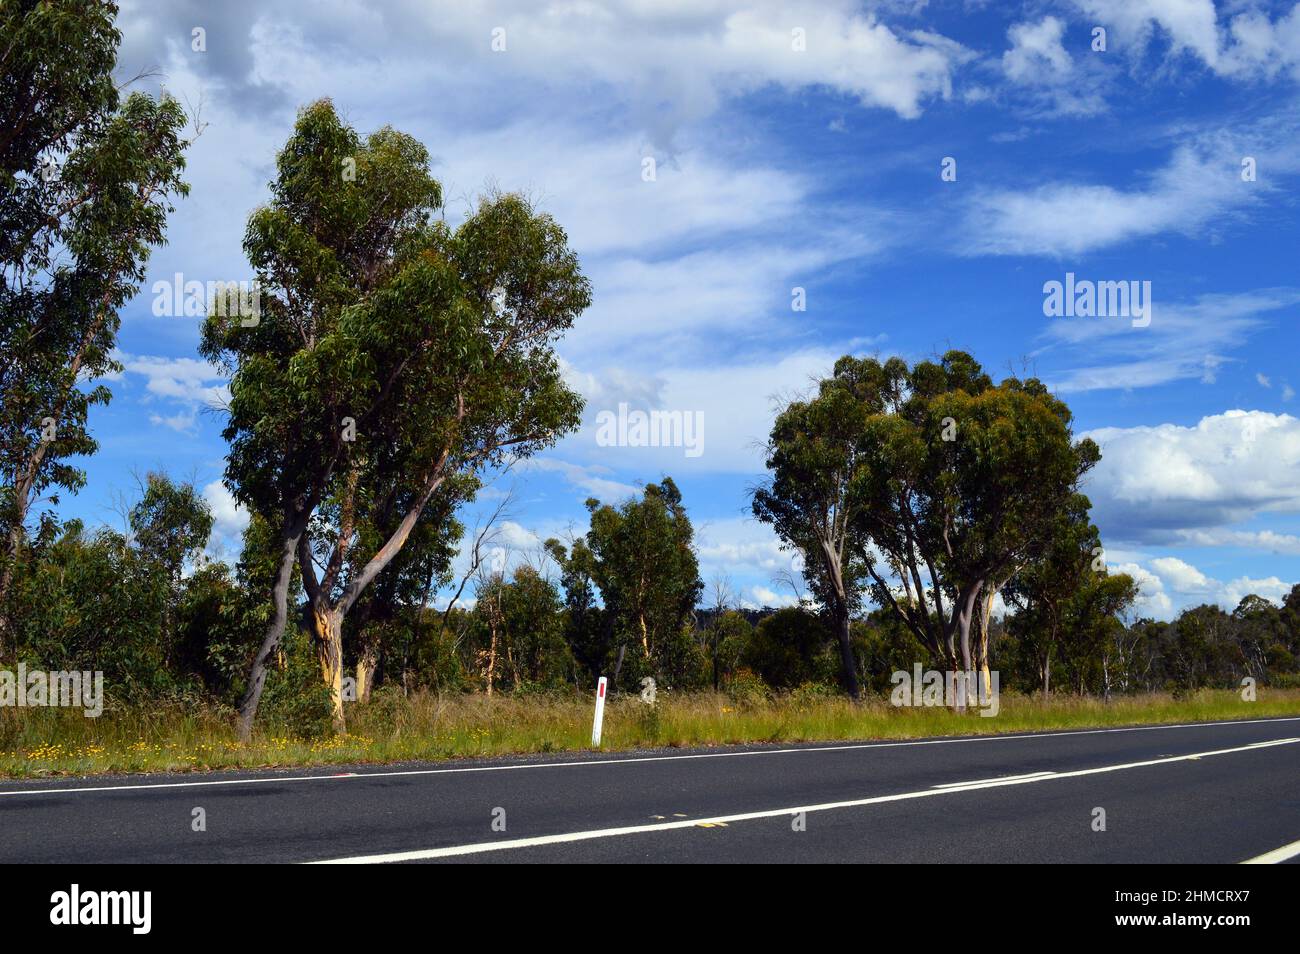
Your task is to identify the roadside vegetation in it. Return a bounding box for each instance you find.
[3,688,1298,778]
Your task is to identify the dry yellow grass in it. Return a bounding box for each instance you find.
[1,687,1297,778]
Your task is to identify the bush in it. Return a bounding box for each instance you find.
[787,681,839,710]
[727,668,771,708]
[258,628,334,739]
[741,608,837,689]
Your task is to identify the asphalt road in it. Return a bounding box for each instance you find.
[2,716,1298,863]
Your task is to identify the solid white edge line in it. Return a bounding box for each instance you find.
[1240,838,1300,864]
[308,736,1300,863]
[3,714,1299,798]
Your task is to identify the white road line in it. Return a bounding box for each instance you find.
[309,737,1300,864]
[932,770,1054,788]
[2,715,1298,798]
[1240,838,1300,864]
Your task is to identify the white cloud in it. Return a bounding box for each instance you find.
[747,584,803,609]
[1171,528,1300,556]
[119,354,230,410]
[523,458,640,502]
[1003,16,1072,82]
[1110,556,1292,620]
[1257,371,1273,388]
[1148,555,1209,593]
[563,345,883,473]
[1085,409,1300,544]
[1111,561,1174,617]
[202,480,250,544]
[1039,289,1300,394]
[149,410,198,433]
[1071,0,1221,68]
[962,139,1265,257]
[1070,1,1300,83]
[999,15,1110,117]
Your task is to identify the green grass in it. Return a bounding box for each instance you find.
[1,688,1297,778]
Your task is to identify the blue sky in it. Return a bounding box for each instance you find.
[66,0,1300,619]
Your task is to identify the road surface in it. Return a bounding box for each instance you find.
[2,715,1298,863]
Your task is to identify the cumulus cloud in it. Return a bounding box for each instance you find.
[1004,17,1073,82]
[1112,555,1293,620]
[118,0,967,140]
[1071,0,1221,68]
[1111,561,1174,617]
[198,480,246,548]
[111,354,230,436]
[1085,409,1300,545]
[561,345,886,474]
[1071,0,1300,82]
[121,355,230,408]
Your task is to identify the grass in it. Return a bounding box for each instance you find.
[1,688,1298,779]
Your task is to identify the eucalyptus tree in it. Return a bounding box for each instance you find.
[0,0,190,650]
[201,100,443,736]
[851,352,1100,698]
[1003,496,1104,694]
[292,192,587,731]
[755,351,1100,701]
[204,101,590,734]
[554,479,702,688]
[751,357,889,698]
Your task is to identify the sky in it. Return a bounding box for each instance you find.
[66,0,1300,620]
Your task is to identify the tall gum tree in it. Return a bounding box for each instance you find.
[202,101,445,737]
[850,352,1101,706]
[292,191,589,732]
[752,359,885,698]
[204,102,591,734]
[553,479,702,689]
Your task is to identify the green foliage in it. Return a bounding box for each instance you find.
[741,608,838,689]
[257,627,334,739]
[130,473,214,581]
[470,565,575,694]
[0,1,190,649]
[551,478,703,689]
[726,669,772,708]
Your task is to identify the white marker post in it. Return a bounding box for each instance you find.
[591,676,608,747]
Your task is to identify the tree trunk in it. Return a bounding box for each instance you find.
[954,586,979,711]
[237,524,302,742]
[0,523,22,657]
[356,642,379,703]
[485,624,498,697]
[978,590,994,698]
[311,606,346,733]
[835,606,860,700]
[1041,647,1052,697]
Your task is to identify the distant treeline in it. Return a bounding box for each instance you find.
[3,470,1297,737]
